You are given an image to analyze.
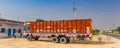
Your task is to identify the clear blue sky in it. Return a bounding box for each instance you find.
[0,0,120,30]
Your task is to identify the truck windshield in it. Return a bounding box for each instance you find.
[24,25,30,31]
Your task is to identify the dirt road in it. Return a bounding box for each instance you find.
[0,35,120,48]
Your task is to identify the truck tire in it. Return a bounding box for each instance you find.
[67,38,70,43]
[25,34,29,38]
[25,36,28,39]
[60,37,67,43]
[52,37,59,43]
[89,37,92,40]
[34,36,39,40]
[27,36,32,41]
[81,35,85,40]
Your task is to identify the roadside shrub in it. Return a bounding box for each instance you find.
[93,29,100,35]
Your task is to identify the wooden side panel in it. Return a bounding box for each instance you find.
[34,22,37,33]
[90,20,93,34]
[39,22,43,33]
[84,19,92,34]
[50,21,54,33]
[46,21,51,33]
[85,20,90,33]
[32,22,35,33]
[63,20,68,33]
[86,19,93,34]
[72,20,77,33]
[36,22,39,33]
[30,22,34,33]
[43,22,47,33]
[53,21,57,33]
[67,20,73,33]
[57,21,60,33]
[60,20,64,33]
[81,20,84,33]
[84,20,86,34]
[29,19,93,34]
[76,20,81,33]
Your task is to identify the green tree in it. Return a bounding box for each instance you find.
[116,26,120,34]
[93,29,100,35]
[35,19,45,22]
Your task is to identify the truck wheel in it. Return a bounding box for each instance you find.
[25,34,29,38]
[81,35,85,40]
[25,36,28,39]
[89,37,92,40]
[60,37,67,43]
[67,38,70,43]
[27,36,32,41]
[52,37,59,43]
[34,36,39,40]
[81,37,85,40]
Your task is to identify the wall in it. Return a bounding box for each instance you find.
[0,20,24,38]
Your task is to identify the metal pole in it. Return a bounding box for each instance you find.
[73,0,77,19]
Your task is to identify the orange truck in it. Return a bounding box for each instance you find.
[24,19,93,43]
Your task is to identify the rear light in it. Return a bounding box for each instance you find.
[86,34,89,37]
[86,34,92,37]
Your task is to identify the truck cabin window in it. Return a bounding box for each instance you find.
[24,25,30,31]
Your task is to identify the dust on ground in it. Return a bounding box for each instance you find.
[0,35,119,48]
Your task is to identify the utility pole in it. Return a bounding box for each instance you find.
[72,0,77,43]
[73,0,77,19]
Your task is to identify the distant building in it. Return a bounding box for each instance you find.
[0,18,24,38]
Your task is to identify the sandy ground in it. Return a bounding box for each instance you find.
[0,35,120,48]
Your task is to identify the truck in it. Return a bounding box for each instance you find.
[24,19,93,43]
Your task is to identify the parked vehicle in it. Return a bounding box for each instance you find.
[24,19,93,43]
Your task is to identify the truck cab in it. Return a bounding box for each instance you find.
[23,22,30,38]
